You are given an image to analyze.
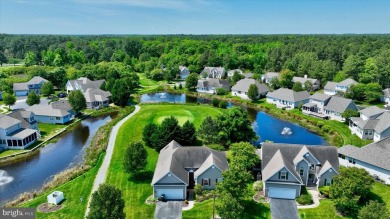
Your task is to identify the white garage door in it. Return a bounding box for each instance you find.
[269,187,296,199]
[156,189,184,200]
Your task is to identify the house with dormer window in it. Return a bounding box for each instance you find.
[261,143,339,199]
[151,140,228,200]
[13,76,48,96]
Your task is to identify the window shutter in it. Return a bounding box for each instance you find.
[202,179,204,186]
[324,178,327,186]
[286,172,289,180]
[209,179,211,186]
[278,172,281,179]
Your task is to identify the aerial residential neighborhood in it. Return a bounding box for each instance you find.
[1,1,390,219]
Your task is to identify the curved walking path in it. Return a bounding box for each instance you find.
[84,105,141,217]
[297,189,320,209]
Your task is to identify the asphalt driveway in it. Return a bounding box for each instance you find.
[269,198,299,219]
[10,97,50,110]
[155,201,182,219]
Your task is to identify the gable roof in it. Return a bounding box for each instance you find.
[318,160,338,176]
[0,114,21,129]
[232,79,270,94]
[27,76,47,85]
[338,78,358,86]
[8,109,35,129]
[310,93,331,102]
[197,79,230,90]
[266,88,310,102]
[324,96,356,113]
[373,112,390,133]
[359,106,386,119]
[262,143,339,182]
[68,77,105,92]
[84,88,112,103]
[227,69,243,76]
[292,76,319,85]
[179,66,188,71]
[202,67,226,78]
[263,72,280,80]
[13,82,28,91]
[383,88,390,98]
[324,82,338,91]
[152,140,228,185]
[338,137,390,171]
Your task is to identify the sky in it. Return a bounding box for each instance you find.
[1,0,389,34]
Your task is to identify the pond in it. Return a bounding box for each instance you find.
[140,92,326,146]
[0,115,112,205]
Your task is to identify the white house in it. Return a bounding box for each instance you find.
[338,138,390,184]
[13,76,48,96]
[349,106,390,141]
[0,111,40,150]
[302,94,358,121]
[47,191,64,205]
[201,67,226,79]
[324,78,358,96]
[292,76,321,91]
[227,69,243,78]
[231,79,269,100]
[196,78,230,94]
[179,66,190,80]
[266,88,310,109]
[261,72,280,84]
[382,88,390,105]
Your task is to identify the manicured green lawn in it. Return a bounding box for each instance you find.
[106,104,224,218]
[0,149,29,158]
[370,182,390,210]
[299,199,345,219]
[137,73,159,87]
[38,123,67,140]
[21,153,105,219]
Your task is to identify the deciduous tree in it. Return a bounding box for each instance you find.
[68,90,87,113]
[26,92,40,106]
[123,141,147,176]
[40,81,54,96]
[3,92,16,108]
[87,184,125,219]
[247,84,259,101]
[185,73,198,90]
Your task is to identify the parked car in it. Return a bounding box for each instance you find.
[57,92,67,98]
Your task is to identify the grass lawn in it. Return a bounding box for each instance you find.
[0,149,29,158]
[21,153,105,219]
[137,73,159,87]
[299,199,344,219]
[106,104,224,218]
[38,123,67,140]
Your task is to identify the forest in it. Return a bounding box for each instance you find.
[0,34,390,92]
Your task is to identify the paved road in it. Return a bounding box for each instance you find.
[269,198,299,219]
[84,105,141,217]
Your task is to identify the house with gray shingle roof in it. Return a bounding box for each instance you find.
[303,94,358,121]
[26,100,75,124]
[338,137,390,184]
[227,69,243,78]
[13,76,48,96]
[292,76,320,91]
[179,66,190,80]
[201,67,226,79]
[261,72,280,85]
[196,78,230,94]
[232,79,270,100]
[349,106,390,141]
[324,78,358,96]
[151,140,228,200]
[382,88,390,105]
[0,111,40,150]
[66,77,111,110]
[261,143,339,199]
[266,88,310,109]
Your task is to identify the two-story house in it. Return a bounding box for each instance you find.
[349,106,390,141]
[151,140,228,200]
[324,78,358,96]
[179,66,190,79]
[261,143,339,199]
[231,79,270,100]
[201,67,226,79]
[0,111,40,150]
[13,76,48,96]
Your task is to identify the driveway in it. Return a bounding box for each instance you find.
[10,97,50,110]
[269,198,299,219]
[155,201,182,219]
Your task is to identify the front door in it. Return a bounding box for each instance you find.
[188,172,195,189]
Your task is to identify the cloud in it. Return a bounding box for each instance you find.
[73,0,210,11]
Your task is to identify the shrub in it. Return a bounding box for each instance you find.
[316,121,324,128]
[179,83,183,89]
[207,144,225,151]
[216,88,227,95]
[219,100,228,109]
[212,98,220,107]
[253,181,263,192]
[173,85,177,90]
[319,186,330,198]
[194,184,203,196]
[322,125,330,133]
[296,187,313,205]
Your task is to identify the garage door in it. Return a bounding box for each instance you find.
[269,187,296,199]
[156,189,184,200]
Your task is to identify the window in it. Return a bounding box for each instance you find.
[338,154,345,159]
[309,164,315,170]
[324,178,332,186]
[202,179,210,186]
[279,171,288,180]
[56,117,60,120]
[299,168,304,176]
[348,158,356,164]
